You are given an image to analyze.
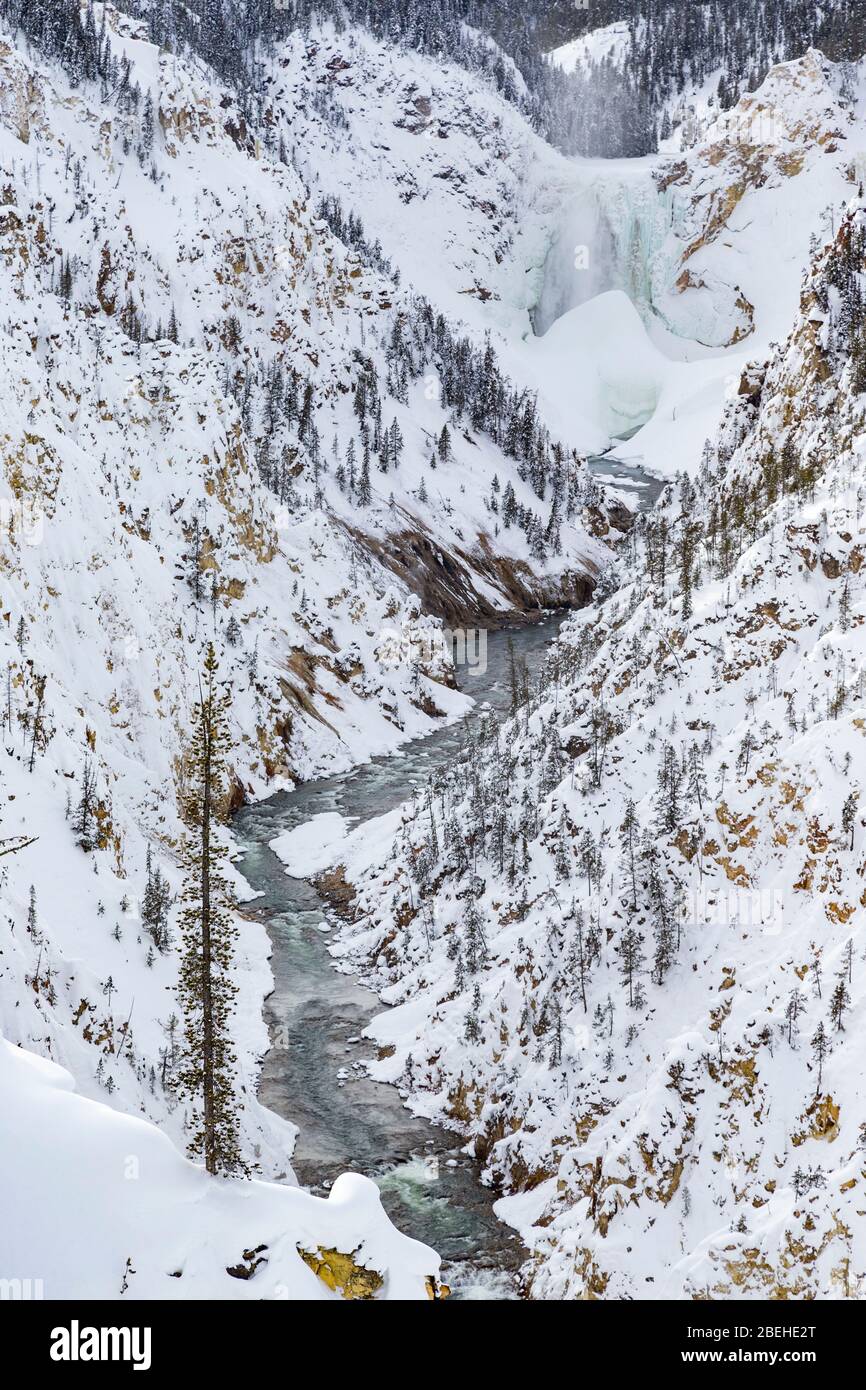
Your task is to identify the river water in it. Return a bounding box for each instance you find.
[234,460,662,1300]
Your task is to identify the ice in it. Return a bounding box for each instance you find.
[525,290,665,441]
[531,160,678,336]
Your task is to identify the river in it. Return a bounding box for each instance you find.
[233,459,662,1300]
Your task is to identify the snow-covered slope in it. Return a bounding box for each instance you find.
[0,4,621,1297]
[321,196,866,1299]
[549,21,633,78]
[654,49,864,349]
[0,1037,442,1299]
[3,0,865,1304]
[274,28,865,478]
[267,22,562,342]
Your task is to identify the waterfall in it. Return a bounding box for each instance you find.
[532,165,678,340]
[531,191,619,334]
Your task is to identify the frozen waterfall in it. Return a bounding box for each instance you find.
[531,165,677,342]
[525,163,686,443]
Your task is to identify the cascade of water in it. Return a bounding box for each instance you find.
[532,167,680,338]
[531,190,618,334]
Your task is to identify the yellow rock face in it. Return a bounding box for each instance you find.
[791,1094,841,1145]
[297,1245,449,1300]
[297,1245,384,1300]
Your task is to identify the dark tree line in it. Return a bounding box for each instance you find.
[7,1,860,160]
[3,0,138,100]
[537,0,864,157]
[819,213,866,394]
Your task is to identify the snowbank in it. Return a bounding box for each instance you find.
[0,1038,440,1300]
[270,813,354,878]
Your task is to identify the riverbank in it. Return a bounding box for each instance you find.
[234,461,661,1299]
[234,616,564,1297]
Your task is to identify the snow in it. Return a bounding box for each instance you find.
[274,26,866,483]
[327,195,866,1297]
[0,1037,439,1299]
[524,289,666,443]
[548,22,633,76]
[270,813,353,877]
[529,51,865,472]
[2,2,865,1304]
[0,4,625,1300]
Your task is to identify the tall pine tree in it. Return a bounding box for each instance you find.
[177,644,246,1177]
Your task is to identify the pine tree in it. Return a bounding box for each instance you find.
[618,926,644,1008]
[649,861,677,983]
[686,743,707,815]
[357,442,372,506]
[785,988,804,1045]
[839,574,852,630]
[502,481,517,527]
[653,742,684,833]
[388,417,403,469]
[142,848,172,954]
[176,645,247,1177]
[465,899,488,974]
[28,672,48,773]
[842,937,854,985]
[830,976,850,1032]
[464,982,482,1043]
[810,1020,829,1096]
[619,798,639,910]
[27,884,41,942]
[141,92,154,159]
[554,805,571,880]
[73,753,98,851]
[566,903,591,1013]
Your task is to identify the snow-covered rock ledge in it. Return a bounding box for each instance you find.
[0,1039,444,1300]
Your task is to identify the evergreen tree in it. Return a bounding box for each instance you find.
[73,753,98,851]
[830,976,850,1032]
[810,1020,829,1096]
[176,644,246,1177]
[465,900,489,974]
[357,441,372,506]
[619,797,639,910]
[785,988,804,1045]
[653,742,684,834]
[464,982,482,1043]
[27,884,40,942]
[618,926,644,1008]
[142,847,173,954]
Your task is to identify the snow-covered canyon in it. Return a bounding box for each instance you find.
[2,0,866,1307]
